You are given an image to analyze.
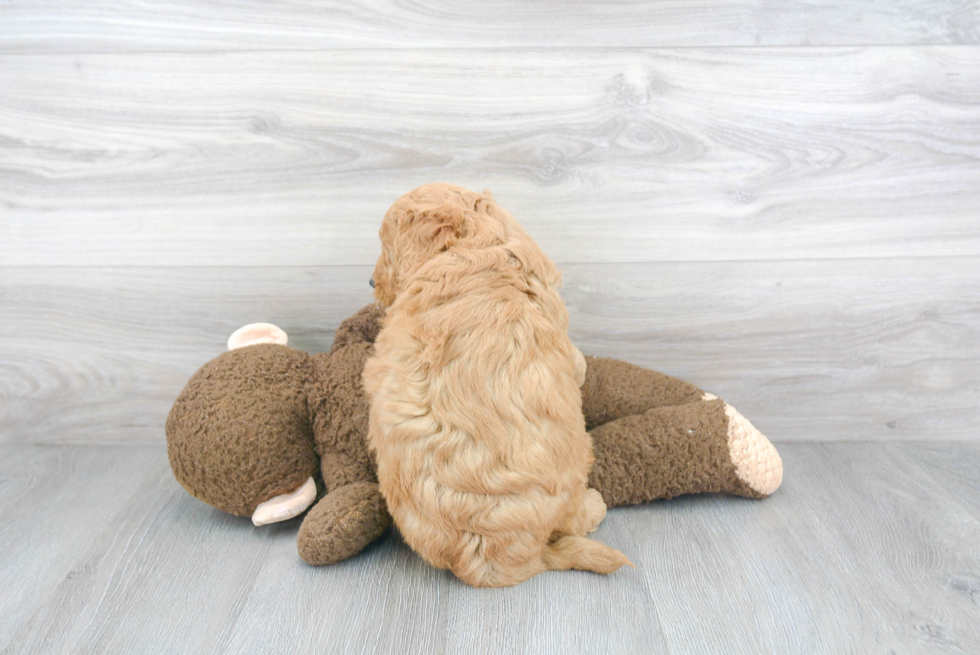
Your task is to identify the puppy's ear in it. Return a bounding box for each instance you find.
[408,203,467,254]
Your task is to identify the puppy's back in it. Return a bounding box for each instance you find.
[369,246,630,586]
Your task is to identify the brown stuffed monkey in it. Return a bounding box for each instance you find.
[166,304,782,567]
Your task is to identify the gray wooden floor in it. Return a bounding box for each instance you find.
[2,442,978,654]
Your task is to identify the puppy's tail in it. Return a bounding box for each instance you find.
[541,536,633,575]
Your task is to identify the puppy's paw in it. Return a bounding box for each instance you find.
[582,488,608,534]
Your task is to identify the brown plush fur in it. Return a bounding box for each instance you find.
[581,356,763,501]
[363,183,630,587]
[590,396,760,504]
[309,342,377,490]
[297,481,391,565]
[166,345,318,516]
[167,304,781,568]
[581,356,705,430]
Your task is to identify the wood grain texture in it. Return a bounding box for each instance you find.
[565,257,980,444]
[3,443,978,653]
[626,442,980,653]
[897,442,980,524]
[0,266,376,445]
[1,0,978,52]
[0,446,162,646]
[219,515,666,655]
[4,455,279,654]
[2,47,978,266]
[2,257,978,445]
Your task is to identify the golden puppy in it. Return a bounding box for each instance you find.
[363,183,631,587]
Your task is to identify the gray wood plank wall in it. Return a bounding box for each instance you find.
[2,2,978,444]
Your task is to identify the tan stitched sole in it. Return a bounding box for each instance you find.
[703,393,783,495]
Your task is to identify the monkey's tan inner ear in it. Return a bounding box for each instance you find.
[252,477,317,526]
[227,323,288,351]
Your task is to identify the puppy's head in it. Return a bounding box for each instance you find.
[371,183,506,306]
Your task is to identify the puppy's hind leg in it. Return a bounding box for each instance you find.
[557,487,608,537]
[544,488,633,575]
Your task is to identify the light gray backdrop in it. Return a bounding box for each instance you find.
[2,1,978,444]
